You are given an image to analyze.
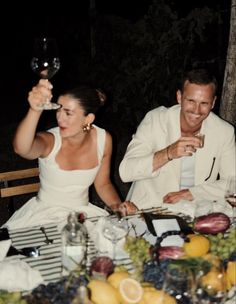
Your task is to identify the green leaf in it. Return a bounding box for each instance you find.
[169,258,212,276]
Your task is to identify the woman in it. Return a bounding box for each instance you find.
[5,79,137,229]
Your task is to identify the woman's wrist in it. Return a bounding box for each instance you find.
[29,106,43,114]
[108,202,121,211]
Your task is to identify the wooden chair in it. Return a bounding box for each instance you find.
[0,167,40,215]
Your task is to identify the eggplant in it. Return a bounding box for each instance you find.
[158,246,184,260]
[193,212,230,235]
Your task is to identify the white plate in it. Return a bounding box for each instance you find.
[127,216,157,245]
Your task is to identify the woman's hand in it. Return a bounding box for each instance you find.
[118,201,138,216]
[28,79,53,112]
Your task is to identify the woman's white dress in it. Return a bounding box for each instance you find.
[4,125,108,229]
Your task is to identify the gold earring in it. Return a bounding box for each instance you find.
[82,123,93,132]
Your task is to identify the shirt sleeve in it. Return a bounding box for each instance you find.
[119,108,166,182]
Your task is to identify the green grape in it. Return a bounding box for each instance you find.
[208,228,236,261]
[217,232,223,240]
[114,265,128,272]
[124,235,151,267]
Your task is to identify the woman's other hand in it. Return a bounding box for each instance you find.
[119,201,138,216]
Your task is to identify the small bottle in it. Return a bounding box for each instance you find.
[61,212,87,275]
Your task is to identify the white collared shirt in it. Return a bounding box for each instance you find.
[180,154,196,189]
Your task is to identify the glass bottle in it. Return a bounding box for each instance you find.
[61,212,87,275]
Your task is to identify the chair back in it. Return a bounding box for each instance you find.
[0,167,40,198]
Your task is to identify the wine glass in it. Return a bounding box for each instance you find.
[225,176,236,226]
[31,37,61,110]
[162,268,193,304]
[102,216,128,260]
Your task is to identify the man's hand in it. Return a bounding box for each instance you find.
[163,189,193,204]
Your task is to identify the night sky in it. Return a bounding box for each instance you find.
[0,0,231,126]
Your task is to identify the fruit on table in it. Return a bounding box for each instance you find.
[119,278,143,304]
[194,212,230,234]
[124,236,150,266]
[142,259,171,289]
[202,253,221,268]
[226,261,236,285]
[88,280,120,304]
[157,246,184,260]
[200,268,227,292]
[184,234,210,257]
[207,227,236,261]
[107,271,130,289]
[0,291,26,304]
[140,288,176,304]
[90,256,114,278]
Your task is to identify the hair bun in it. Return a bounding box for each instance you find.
[96,89,106,105]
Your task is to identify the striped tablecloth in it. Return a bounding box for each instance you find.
[8,209,191,286]
[8,220,133,286]
[9,224,63,284]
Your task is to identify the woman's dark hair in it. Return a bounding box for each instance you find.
[62,85,106,116]
[180,68,218,95]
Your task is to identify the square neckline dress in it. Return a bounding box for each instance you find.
[4,125,108,230]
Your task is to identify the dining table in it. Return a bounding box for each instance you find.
[4,207,189,285]
[1,207,236,304]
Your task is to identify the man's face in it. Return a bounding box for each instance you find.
[177,80,216,131]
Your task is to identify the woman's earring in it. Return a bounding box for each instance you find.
[82,123,93,132]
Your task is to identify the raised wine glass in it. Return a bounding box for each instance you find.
[102,215,128,260]
[31,37,61,110]
[225,176,236,226]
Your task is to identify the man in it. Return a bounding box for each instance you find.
[119,68,236,210]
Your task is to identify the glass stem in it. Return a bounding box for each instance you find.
[112,240,116,260]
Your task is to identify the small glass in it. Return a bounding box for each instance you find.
[102,216,128,260]
[162,268,193,303]
[194,265,227,304]
[195,133,205,148]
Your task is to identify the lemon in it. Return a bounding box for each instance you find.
[183,234,210,257]
[107,271,130,289]
[88,280,120,304]
[119,278,143,304]
[141,283,156,291]
[201,269,227,292]
[226,261,236,285]
[141,289,176,304]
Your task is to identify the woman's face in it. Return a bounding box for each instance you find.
[56,95,88,138]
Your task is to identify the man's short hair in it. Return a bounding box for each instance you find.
[180,68,218,95]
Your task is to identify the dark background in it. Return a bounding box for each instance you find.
[0,0,230,126]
